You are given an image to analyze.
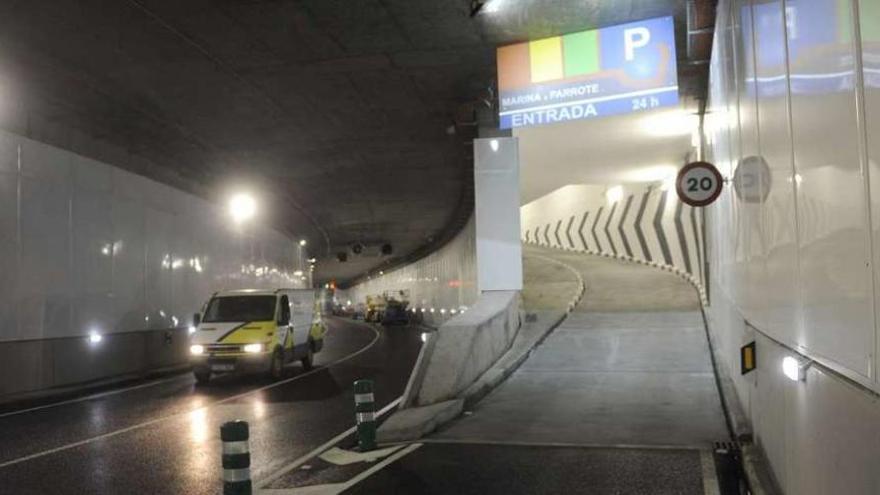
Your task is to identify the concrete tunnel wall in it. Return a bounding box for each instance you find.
[0,130,306,399]
[520,183,707,302]
[339,216,479,328]
[704,1,880,493]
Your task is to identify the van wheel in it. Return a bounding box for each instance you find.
[269,349,284,380]
[193,370,211,385]
[301,343,314,371]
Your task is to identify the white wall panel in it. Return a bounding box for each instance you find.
[708,0,878,389]
[860,0,880,402]
[0,130,305,343]
[706,0,880,492]
[787,0,874,378]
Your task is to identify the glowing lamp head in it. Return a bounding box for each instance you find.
[606,186,624,204]
[782,356,808,382]
[229,193,257,223]
[88,331,103,345]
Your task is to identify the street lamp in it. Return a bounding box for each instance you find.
[229,193,257,224]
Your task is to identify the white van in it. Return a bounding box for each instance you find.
[188,289,327,384]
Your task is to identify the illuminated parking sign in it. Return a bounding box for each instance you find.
[496,16,679,129]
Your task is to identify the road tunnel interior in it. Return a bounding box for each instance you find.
[2,1,880,494]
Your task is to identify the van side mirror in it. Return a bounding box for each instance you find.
[193,313,201,326]
[278,312,290,326]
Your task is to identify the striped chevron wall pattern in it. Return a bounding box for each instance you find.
[520,183,707,303]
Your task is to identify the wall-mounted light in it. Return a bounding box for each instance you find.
[606,185,624,204]
[782,356,810,382]
[490,139,500,152]
[299,239,307,247]
[88,331,103,345]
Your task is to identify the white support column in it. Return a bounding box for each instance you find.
[474,137,522,292]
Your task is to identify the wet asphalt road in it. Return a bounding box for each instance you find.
[0,317,422,495]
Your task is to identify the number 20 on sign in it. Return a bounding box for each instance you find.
[675,161,723,207]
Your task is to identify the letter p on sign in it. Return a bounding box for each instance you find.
[624,27,651,61]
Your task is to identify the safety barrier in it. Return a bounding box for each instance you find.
[220,420,252,495]
[354,379,377,451]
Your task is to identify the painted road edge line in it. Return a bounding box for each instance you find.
[0,322,382,471]
[700,449,721,495]
[338,443,421,492]
[260,443,422,495]
[257,397,402,488]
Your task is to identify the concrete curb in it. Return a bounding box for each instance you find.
[741,444,782,495]
[376,399,464,444]
[700,308,781,495]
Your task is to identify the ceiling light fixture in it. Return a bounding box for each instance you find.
[229,193,257,224]
[470,0,504,17]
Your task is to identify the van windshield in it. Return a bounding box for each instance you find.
[202,296,276,323]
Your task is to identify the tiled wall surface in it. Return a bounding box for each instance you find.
[339,218,477,327]
[705,1,880,492]
[0,130,304,396]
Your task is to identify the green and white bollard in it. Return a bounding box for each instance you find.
[354,379,376,451]
[220,420,252,495]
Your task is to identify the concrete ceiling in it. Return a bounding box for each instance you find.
[517,105,699,204]
[0,0,713,284]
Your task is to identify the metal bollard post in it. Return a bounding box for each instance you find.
[354,379,377,451]
[220,420,252,495]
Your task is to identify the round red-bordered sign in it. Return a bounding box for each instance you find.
[675,161,723,207]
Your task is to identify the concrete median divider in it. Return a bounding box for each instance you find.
[377,253,588,443]
[377,290,521,443]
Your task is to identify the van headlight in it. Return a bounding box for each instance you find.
[190,345,205,355]
[243,343,264,354]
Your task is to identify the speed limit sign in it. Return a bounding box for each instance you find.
[676,161,723,207]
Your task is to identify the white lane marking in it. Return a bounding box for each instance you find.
[700,449,721,495]
[319,445,403,466]
[0,374,187,420]
[261,443,422,495]
[0,321,381,471]
[419,437,708,451]
[257,397,401,487]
